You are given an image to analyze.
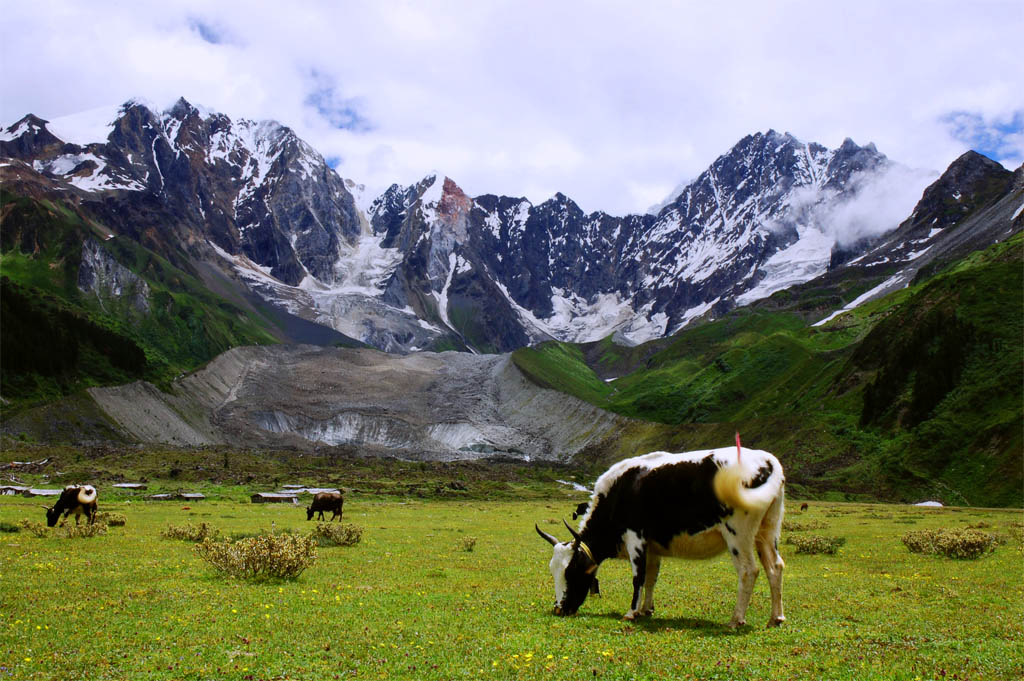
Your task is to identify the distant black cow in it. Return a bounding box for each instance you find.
[537,447,786,627]
[306,492,344,521]
[571,502,589,520]
[44,485,98,527]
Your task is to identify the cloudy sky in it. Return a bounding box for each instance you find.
[2,0,1022,215]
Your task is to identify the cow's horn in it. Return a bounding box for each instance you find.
[535,524,559,546]
[563,519,582,543]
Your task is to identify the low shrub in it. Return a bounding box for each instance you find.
[58,523,107,538]
[15,519,108,538]
[194,533,317,581]
[162,522,220,542]
[17,519,49,537]
[782,520,826,532]
[786,534,846,555]
[0,521,20,533]
[310,523,363,547]
[902,528,999,559]
[458,535,477,552]
[96,512,127,527]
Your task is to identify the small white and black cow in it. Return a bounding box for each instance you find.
[306,491,344,521]
[536,447,785,628]
[44,485,98,527]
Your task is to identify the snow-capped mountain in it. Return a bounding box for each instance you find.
[2,98,362,282]
[362,131,914,350]
[0,99,439,350]
[1,100,932,352]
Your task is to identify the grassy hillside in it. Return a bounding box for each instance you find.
[514,233,1023,507]
[0,189,279,405]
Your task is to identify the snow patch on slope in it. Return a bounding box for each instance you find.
[812,272,912,327]
[735,227,833,305]
[435,251,458,330]
[47,105,120,146]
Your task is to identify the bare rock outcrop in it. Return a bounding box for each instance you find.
[87,345,626,462]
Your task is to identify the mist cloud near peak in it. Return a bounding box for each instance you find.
[780,164,937,248]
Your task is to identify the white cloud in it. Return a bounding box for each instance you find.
[818,166,940,247]
[2,0,1022,214]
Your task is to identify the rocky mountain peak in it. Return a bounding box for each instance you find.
[7,113,49,131]
[168,96,199,120]
[898,150,1014,236]
[924,150,1010,203]
[0,114,64,159]
[438,177,472,221]
[942,150,1008,183]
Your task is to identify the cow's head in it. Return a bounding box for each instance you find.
[44,505,61,527]
[536,521,598,616]
[306,505,315,521]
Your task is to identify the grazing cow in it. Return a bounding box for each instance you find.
[536,447,785,628]
[800,502,809,512]
[306,492,344,521]
[44,485,98,527]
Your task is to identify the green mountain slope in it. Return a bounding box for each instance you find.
[0,188,280,404]
[513,233,1023,506]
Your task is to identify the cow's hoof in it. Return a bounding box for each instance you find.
[767,615,786,628]
[638,607,654,617]
[622,612,638,621]
[727,618,746,629]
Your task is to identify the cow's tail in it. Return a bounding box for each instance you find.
[77,485,97,504]
[713,453,782,513]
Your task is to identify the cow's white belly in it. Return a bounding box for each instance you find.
[651,528,727,559]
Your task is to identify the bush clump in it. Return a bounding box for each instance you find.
[96,512,127,527]
[15,518,109,538]
[310,522,363,547]
[162,522,220,542]
[786,534,846,555]
[902,528,999,559]
[17,519,49,537]
[58,523,107,538]
[194,533,317,581]
[782,520,826,532]
[0,521,21,533]
[458,535,477,552]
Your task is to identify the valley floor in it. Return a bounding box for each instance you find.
[0,494,1021,681]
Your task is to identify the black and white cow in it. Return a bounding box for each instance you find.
[306,492,344,521]
[44,485,98,527]
[536,447,785,628]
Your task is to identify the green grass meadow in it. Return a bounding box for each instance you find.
[1,495,1021,681]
